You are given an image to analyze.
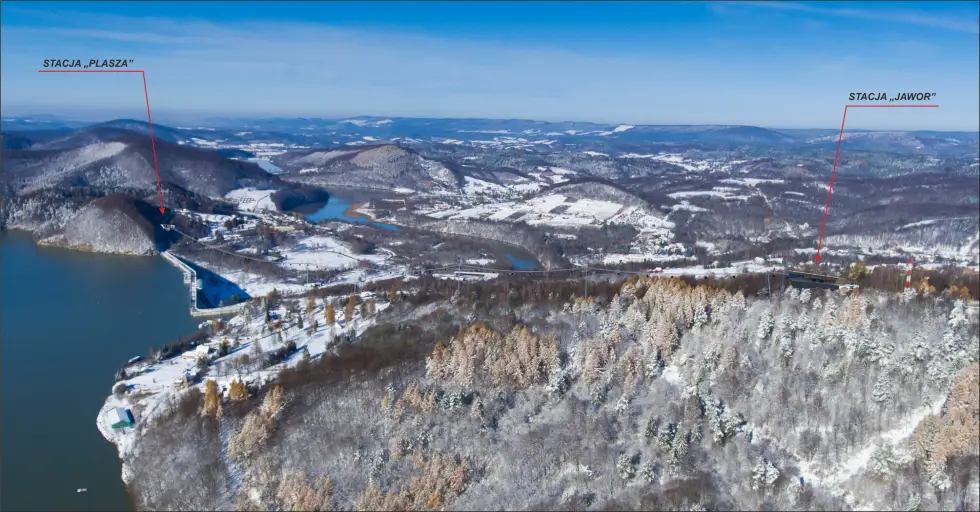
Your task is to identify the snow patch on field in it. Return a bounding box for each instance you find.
[190,137,219,147]
[279,235,386,270]
[464,176,508,195]
[669,190,751,201]
[225,188,278,212]
[513,182,544,193]
[564,199,622,220]
[670,201,709,213]
[720,178,786,187]
[526,194,568,214]
[620,153,712,172]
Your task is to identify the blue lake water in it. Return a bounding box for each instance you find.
[306,196,400,231]
[0,231,201,511]
[505,252,538,270]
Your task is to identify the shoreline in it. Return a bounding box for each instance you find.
[3,225,158,257]
[3,226,247,317]
[96,283,392,501]
[1,231,200,511]
[343,201,376,222]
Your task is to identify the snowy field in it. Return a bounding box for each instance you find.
[668,188,753,201]
[619,153,712,172]
[279,236,388,270]
[224,188,278,212]
[421,193,671,233]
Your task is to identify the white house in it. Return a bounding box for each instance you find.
[181,344,213,360]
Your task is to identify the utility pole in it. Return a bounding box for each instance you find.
[584,263,589,298]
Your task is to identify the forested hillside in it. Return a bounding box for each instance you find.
[124,276,979,511]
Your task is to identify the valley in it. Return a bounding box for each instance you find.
[4,116,976,295]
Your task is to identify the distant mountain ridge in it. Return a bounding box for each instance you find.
[2,132,284,198]
[7,115,975,150]
[272,143,461,192]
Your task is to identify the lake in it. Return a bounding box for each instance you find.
[0,231,201,511]
[305,195,400,231]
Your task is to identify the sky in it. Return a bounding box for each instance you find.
[1,1,977,130]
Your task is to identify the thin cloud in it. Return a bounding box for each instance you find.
[736,1,979,33]
[2,7,976,130]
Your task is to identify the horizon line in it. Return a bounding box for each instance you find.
[1,111,977,134]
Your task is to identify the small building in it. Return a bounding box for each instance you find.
[173,372,194,390]
[182,345,213,360]
[107,407,135,430]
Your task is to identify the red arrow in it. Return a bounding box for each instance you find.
[141,72,166,215]
[814,104,939,263]
[39,69,166,214]
[814,106,849,263]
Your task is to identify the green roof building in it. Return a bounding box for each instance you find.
[108,407,134,430]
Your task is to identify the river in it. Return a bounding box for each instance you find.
[0,231,201,511]
[302,192,400,231]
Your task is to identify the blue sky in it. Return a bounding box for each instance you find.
[1,1,977,130]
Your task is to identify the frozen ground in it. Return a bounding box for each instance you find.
[279,236,388,270]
